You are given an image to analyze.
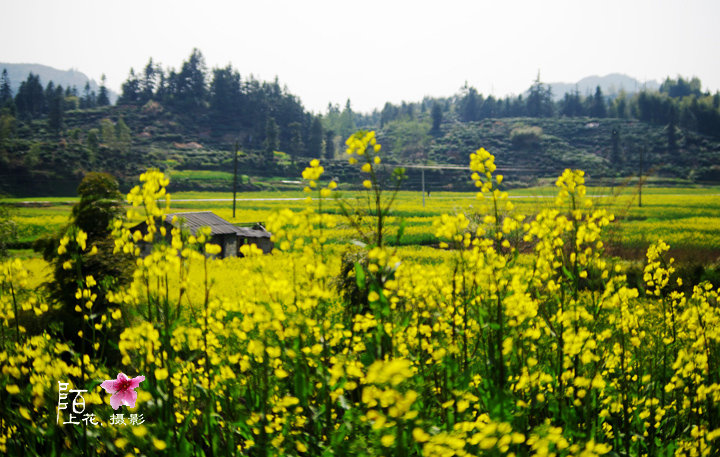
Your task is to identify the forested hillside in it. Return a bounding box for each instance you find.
[2,50,720,196]
[0,63,118,104]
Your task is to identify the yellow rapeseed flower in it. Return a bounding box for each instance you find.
[6,385,20,394]
[381,434,396,447]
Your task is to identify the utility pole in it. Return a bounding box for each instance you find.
[421,167,426,208]
[232,141,239,218]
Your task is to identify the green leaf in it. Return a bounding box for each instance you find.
[395,218,406,245]
[294,361,309,404]
[354,262,366,290]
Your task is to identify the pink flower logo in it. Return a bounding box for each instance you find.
[100,373,145,410]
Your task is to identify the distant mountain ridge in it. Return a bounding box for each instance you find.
[0,62,118,103]
[545,73,660,100]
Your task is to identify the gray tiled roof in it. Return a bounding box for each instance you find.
[167,212,270,238]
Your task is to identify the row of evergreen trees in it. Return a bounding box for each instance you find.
[0,69,112,124]
[4,50,720,160]
[376,75,720,138]
[1,51,333,161]
[117,49,330,160]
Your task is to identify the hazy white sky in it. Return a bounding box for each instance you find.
[3,0,719,113]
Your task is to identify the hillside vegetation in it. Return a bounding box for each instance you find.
[2,52,720,196]
[428,117,720,184]
[3,105,720,196]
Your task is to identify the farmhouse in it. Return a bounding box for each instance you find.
[236,225,274,254]
[131,211,272,258]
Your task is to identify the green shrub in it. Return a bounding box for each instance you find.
[510,124,543,148]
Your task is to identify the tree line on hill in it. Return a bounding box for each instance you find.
[4,49,718,157]
[2,47,720,196]
[373,74,720,140]
[1,69,112,130]
[0,50,332,163]
[115,49,329,162]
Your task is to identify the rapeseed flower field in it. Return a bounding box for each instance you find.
[1,131,719,456]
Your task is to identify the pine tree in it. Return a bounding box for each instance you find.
[82,82,97,108]
[611,91,628,118]
[288,121,304,164]
[0,69,12,106]
[140,58,158,103]
[15,73,45,118]
[97,74,110,106]
[43,81,56,114]
[209,65,242,131]
[479,96,497,119]
[668,105,678,153]
[380,102,397,128]
[431,102,443,133]
[156,71,167,102]
[307,116,324,158]
[48,85,64,133]
[171,48,208,111]
[591,86,607,118]
[459,84,480,122]
[119,68,140,105]
[324,129,335,160]
[401,101,415,120]
[264,117,279,162]
[526,72,553,117]
[561,87,584,117]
